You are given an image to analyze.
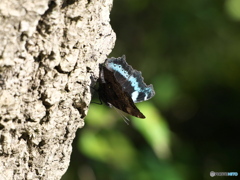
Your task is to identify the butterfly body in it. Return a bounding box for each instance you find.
[98,55,155,119]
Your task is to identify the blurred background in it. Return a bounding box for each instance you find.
[63,0,240,179]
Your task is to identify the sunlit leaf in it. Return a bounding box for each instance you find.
[132,102,171,159]
[78,130,138,169]
[225,0,240,20]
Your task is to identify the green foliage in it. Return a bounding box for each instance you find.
[225,0,240,20]
[78,129,138,169]
[132,102,171,159]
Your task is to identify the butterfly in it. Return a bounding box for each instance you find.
[98,55,155,119]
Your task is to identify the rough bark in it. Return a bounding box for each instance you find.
[0,0,116,179]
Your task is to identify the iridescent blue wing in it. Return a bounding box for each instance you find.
[105,55,155,103]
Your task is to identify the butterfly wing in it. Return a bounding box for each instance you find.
[105,55,155,103]
[99,66,145,118]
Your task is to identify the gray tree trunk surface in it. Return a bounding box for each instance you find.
[0,0,115,179]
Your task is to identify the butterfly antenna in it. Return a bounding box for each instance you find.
[111,105,130,125]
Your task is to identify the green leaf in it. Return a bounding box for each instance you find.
[132,102,171,159]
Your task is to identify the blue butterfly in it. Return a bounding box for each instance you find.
[98,55,155,118]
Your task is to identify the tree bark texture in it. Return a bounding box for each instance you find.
[0,0,116,179]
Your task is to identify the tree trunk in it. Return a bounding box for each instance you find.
[0,0,115,179]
